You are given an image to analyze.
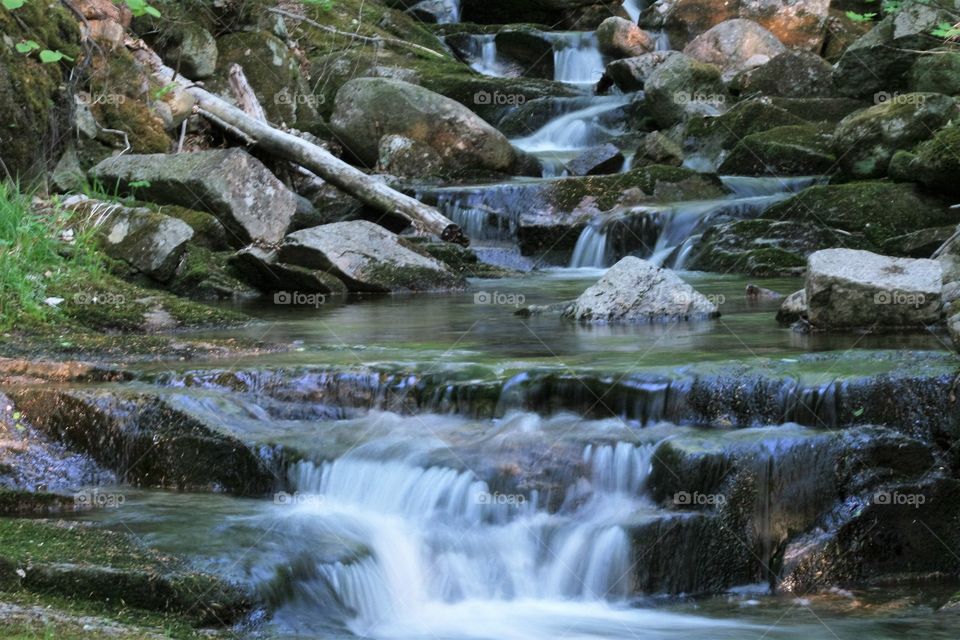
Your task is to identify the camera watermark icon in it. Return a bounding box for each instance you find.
[274,291,327,308]
[74,490,126,509]
[72,291,126,306]
[477,491,526,505]
[873,290,925,308]
[473,90,526,106]
[873,490,925,508]
[674,91,726,108]
[474,290,525,307]
[273,491,325,507]
[274,90,325,108]
[674,491,726,507]
[874,91,927,106]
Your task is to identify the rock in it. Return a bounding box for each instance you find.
[604,51,679,92]
[495,29,556,79]
[406,0,460,22]
[686,219,849,276]
[833,1,958,98]
[718,123,835,175]
[229,246,347,294]
[933,225,960,283]
[214,30,316,126]
[460,0,616,27]
[565,144,625,176]
[739,0,830,51]
[162,23,217,79]
[644,53,729,127]
[561,256,720,322]
[767,97,867,123]
[764,181,957,250]
[640,0,738,50]
[376,134,446,178]
[832,93,958,179]
[636,131,684,166]
[97,205,193,283]
[90,149,296,247]
[596,17,654,58]
[776,289,807,324]
[882,226,958,259]
[909,50,960,94]
[682,19,787,80]
[804,248,943,330]
[733,51,835,98]
[907,122,960,196]
[683,99,806,158]
[279,221,466,293]
[330,78,517,175]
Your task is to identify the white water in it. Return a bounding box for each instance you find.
[569,176,821,268]
[273,440,666,636]
[548,31,605,85]
[623,0,647,22]
[513,95,632,153]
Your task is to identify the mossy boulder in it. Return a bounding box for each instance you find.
[683,99,806,155]
[643,53,729,128]
[832,93,958,179]
[908,50,960,95]
[767,96,867,123]
[764,181,958,248]
[907,122,960,196]
[168,244,258,300]
[733,50,835,98]
[718,124,836,175]
[686,218,863,276]
[0,1,80,181]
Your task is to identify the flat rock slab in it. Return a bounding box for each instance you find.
[279,220,466,293]
[805,248,942,329]
[90,148,296,247]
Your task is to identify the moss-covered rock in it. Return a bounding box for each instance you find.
[168,244,258,300]
[832,93,958,179]
[764,181,958,248]
[644,53,729,128]
[683,99,806,154]
[908,122,960,196]
[0,1,80,181]
[908,49,960,95]
[718,124,836,175]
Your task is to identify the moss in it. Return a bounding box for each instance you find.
[764,181,958,247]
[90,101,170,154]
[139,204,228,250]
[403,239,515,278]
[548,165,725,211]
[910,123,960,195]
[718,124,836,175]
[684,100,805,151]
[360,262,465,292]
[168,245,253,299]
[0,491,74,517]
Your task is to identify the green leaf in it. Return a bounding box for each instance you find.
[38,49,73,64]
[145,5,161,17]
[1,0,28,10]
[128,180,151,189]
[14,40,39,54]
[845,10,877,22]
[12,411,21,421]
[154,83,176,100]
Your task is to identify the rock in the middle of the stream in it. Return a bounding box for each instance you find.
[521,256,720,322]
[279,220,466,293]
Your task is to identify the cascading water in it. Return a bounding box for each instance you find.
[548,31,605,85]
[623,0,647,22]
[266,440,660,637]
[568,176,823,269]
[512,95,632,154]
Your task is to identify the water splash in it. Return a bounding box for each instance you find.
[512,95,632,154]
[548,32,605,85]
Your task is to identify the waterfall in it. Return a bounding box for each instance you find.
[547,32,605,85]
[567,176,822,269]
[271,441,657,634]
[622,0,647,22]
[512,95,631,153]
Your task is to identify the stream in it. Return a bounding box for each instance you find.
[28,3,960,638]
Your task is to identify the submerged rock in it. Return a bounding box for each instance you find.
[279,220,466,292]
[90,149,297,246]
[804,248,943,330]
[683,19,787,80]
[330,78,517,175]
[523,257,720,322]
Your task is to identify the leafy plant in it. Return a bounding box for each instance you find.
[302,0,334,9]
[14,40,39,53]
[846,10,878,21]
[932,20,960,39]
[1,0,26,9]
[122,0,161,18]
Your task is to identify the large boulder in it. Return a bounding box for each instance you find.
[330,78,517,175]
[643,53,729,127]
[833,1,959,98]
[804,249,943,330]
[832,93,958,179]
[562,256,720,322]
[596,17,654,58]
[603,51,679,92]
[733,50,835,98]
[640,0,738,50]
[902,122,960,196]
[908,50,960,95]
[683,99,807,161]
[279,221,466,293]
[718,123,835,175]
[96,205,193,283]
[739,0,830,50]
[683,19,787,80]
[90,149,297,247]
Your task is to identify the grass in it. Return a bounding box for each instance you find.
[0,183,103,332]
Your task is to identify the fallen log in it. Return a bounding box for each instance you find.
[126,38,467,245]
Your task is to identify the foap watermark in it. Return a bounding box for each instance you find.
[273,491,325,507]
[77,92,126,106]
[274,291,327,308]
[474,290,525,307]
[72,291,126,306]
[670,290,725,307]
[874,91,927,106]
[873,490,925,508]
[74,489,126,509]
[473,90,526,107]
[274,90,325,109]
[477,491,526,506]
[674,491,726,507]
[674,91,726,108]
[873,290,926,308]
